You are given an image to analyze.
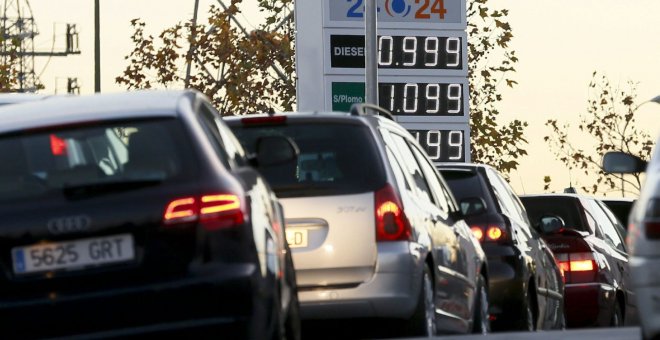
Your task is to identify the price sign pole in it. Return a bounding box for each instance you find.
[295,0,470,163]
[365,0,378,105]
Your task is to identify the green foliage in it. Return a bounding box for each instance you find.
[544,72,654,196]
[116,1,295,115]
[467,0,527,175]
[0,35,35,92]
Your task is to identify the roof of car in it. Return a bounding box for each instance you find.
[597,197,636,203]
[520,193,586,200]
[0,90,195,134]
[224,111,353,119]
[0,93,54,105]
[436,162,494,172]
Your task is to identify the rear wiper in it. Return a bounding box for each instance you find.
[62,179,162,199]
[273,183,338,197]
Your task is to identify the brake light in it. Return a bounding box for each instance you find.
[470,226,484,242]
[645,221,660,239]
[470,223,509,243]
[164,197,196,222]
[50,134,67,156]
[375,184,411,241]
[644,199,660,239]
[240,115,287,125]
[570,259,594,272]
[555,252,597,283]
[163,193,244,230]
[486,226,503,241]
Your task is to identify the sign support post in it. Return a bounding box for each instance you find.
[365,0,378,105]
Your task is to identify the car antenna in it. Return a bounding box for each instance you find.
[564,167,577,193]
[267,107,275,116]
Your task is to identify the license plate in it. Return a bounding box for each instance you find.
[12,234,135,274]
[285,229,308,248]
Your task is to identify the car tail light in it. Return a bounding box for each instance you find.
[163,193,245,230]
[470,223,509,243]
[241,116,287,125]
[470,226,484,242]
[643,199,660,239]
[555,252,597,283]
[375,184,411,242]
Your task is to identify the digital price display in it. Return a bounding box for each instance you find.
[410,129,465,162]
[330,34,463,70]
[295,0,470,163]
[379,82,463,116]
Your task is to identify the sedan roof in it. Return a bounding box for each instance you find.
[0,90,194,134]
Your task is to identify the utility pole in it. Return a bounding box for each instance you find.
[0,0,80,92]
[94,0,100,92]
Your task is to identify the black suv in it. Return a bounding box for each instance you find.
[437,163,565,331]
[226,106,489,336]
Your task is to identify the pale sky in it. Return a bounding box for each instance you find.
[26,0,660,197]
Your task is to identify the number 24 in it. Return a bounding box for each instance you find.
[415,0,447,20]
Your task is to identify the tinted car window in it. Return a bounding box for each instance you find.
[601,199,634,228]
[520,196,589,232]
[231,123,386,197]
[0,119,196,203]
[389,133,434,204]
[588,199,625,251]
[410,143,449,214]
[440,169,486,202]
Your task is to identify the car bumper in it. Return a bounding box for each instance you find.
[630,256,660,339]
[1,263,259,338]
[564,282,616,327]
[298,241,424,319]
[481,245,526,328]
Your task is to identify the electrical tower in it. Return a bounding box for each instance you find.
[1,0,80,93]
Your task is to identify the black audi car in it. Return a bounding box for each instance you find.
[0,90,300,338]
[437,163,565,332]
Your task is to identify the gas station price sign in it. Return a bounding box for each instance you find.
[410,128,466,162]
[329,33,465,71]
[295,0,470,162]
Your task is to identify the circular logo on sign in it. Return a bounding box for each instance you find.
[385,0,411,17]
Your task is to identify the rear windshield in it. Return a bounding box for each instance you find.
[231,122,386,197]
[520,196,589,232]
[439,169,485,201]
[602,200,634,226]
[0,118,196,202]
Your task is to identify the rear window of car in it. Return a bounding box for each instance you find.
[0,118,196,203]
[439,169,486,201]
[601,199,635,226]
[520,196,589,232]
[231,122,386,198]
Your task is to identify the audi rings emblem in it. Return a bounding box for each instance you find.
[47,215,91,235]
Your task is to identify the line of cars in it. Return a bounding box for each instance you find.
[0,91,640,338]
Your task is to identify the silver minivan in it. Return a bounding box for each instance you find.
[226,107,488,336]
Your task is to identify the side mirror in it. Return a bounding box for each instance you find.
[538,215,565,234]
[254,136,299,167]
[459,197,487,217]
[602,151,647,174]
